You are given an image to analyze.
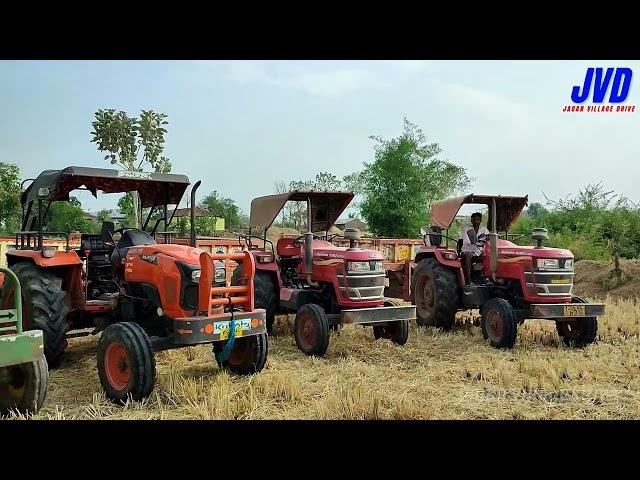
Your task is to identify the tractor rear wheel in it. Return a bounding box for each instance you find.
[97,322,156,404]
[0,356,49,416]
[373,298,409,345]
[0,262,70,368]
[481,298,518,349]
[294,304,330,356]
[555,296,598,348]
[410,257,458,329]
[231,265,277,334]
[213,333,269,375]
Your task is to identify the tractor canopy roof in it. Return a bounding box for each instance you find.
[430,194,529,231]
[21,166,191,208]
[250,191,354,232]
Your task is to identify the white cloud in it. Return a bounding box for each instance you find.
[393,60,431,73]
[439,82,530,119]
[196,60,382,97]
[275,69,380,97]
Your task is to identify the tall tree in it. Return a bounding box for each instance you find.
[346,119,472,237]
[0,162,22,234]
[200,190,241,230]
[90,109,172,227]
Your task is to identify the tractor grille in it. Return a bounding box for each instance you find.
[525,271,574,297]
[337,269,386,301]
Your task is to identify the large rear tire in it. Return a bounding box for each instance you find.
[410,257,458,330]
[0,262,70,368]
[231,265,278,334]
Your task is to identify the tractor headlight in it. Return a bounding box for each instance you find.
[215,267,226,283]
[347,261,371,272]
[372,260,384,271]
[536,258,559,269]
[564,259,573,270]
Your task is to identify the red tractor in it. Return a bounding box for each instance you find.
[232,191,416,356]
[1,166,268,403]
[411,194,605,349]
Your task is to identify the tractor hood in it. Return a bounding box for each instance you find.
[309,240,384,261]
[496,240,573,259]
[126,244,224,267]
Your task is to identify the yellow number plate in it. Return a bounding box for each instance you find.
[551,279,570,284]
[215,319,251,340]
[564,305,586,317]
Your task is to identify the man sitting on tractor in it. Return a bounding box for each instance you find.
[461,212,490,285]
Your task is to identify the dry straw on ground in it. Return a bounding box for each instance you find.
[3,293,638,420]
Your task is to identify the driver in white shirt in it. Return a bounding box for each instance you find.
[461,212,490,286]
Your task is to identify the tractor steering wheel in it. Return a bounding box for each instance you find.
[293,234,320,248]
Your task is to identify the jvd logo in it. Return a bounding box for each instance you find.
[571,67,632,104]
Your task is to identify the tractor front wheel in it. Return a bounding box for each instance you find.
[556,296,598,348]
[373,298,410,345]
[97,322,156,404]
[294,304,330,356]
[481,298,518,349]
[213,333,269,375]
[231,266,278,334]
[0,356,49,416]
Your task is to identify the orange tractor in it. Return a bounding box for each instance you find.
[411,194,605,349]
[1,166,268,403]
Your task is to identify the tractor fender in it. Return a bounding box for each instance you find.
[6,249,82,268]
[414,249,465,286]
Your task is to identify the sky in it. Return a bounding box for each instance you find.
[1,60,638,218]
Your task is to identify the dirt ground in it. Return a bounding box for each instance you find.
[573,259,640,299]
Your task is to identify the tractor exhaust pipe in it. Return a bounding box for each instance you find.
[190,180,201,248]
[490,198,498,277]
[304,197,319,287]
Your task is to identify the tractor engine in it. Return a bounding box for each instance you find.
[298,228,386,311]
[118,245,226,328]
[483,237,575,304]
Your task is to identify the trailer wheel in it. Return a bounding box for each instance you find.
[481,298,518,349]
[213,333,269,375]
[373,298,409,345]
[0,356,49,416]
[555,296,598,348]
[97,322,156,404]
[294,304,330,356]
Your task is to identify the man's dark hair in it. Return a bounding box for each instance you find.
[471,212,482,220]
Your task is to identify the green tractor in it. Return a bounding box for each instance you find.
[0,267,48,416]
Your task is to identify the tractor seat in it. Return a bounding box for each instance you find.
[276,237,301,258]
[110,228,157,275]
